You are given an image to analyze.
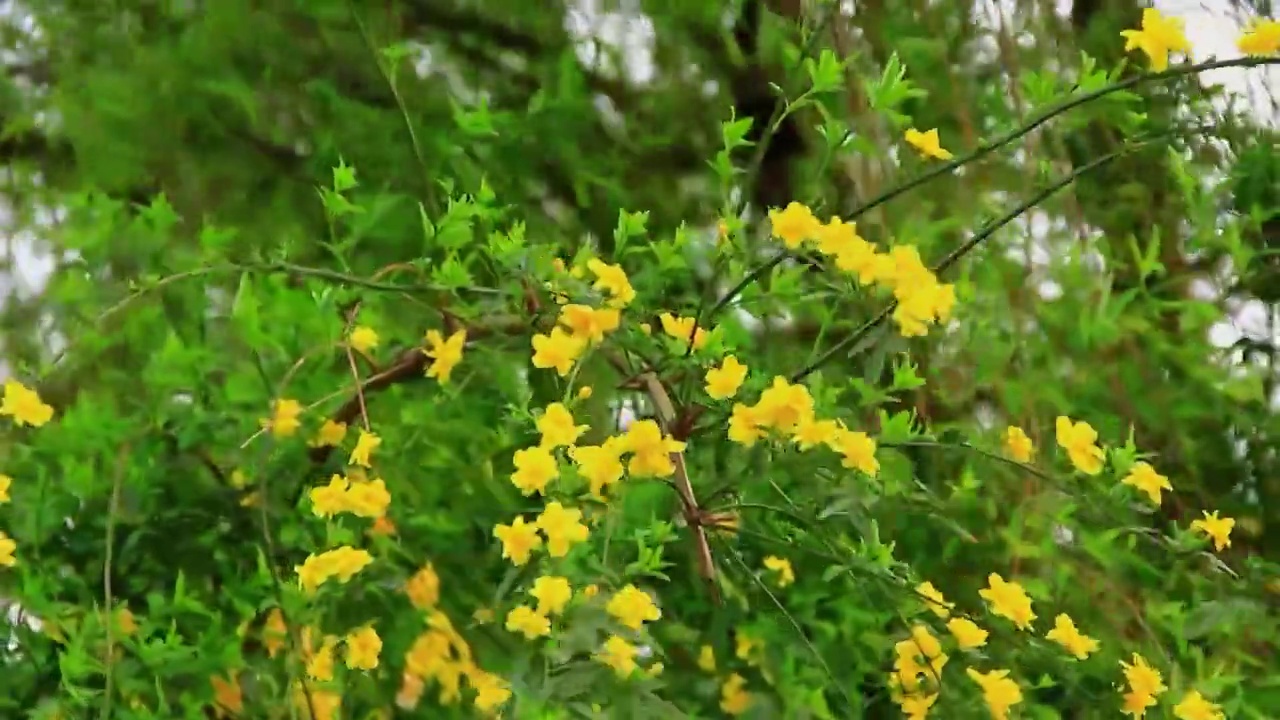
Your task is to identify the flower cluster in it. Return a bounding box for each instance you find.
[768,202,957,338]
[727,375,879,477]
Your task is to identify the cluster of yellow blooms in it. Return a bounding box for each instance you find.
[496,399,676,680]
[935,413,1236,719]
[0,379,56,567]
[767,201,957,338]
[723,372,880,477]
[1007,416,1236,552]
[693,635,769,713]
[909,574,1227,719]
[246,321,516,717]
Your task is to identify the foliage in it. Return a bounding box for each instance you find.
[1,1,1279,719]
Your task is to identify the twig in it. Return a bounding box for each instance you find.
[100,444,130,720]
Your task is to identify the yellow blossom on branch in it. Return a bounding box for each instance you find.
[979,573,1036,630]
[1,379,54,427]
[1238,19,1280,56]
[423,329,467,383]
[904,128,953,160]
[1120,8,1192,72]
[1190,510,1234,551]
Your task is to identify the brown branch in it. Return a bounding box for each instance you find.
[636,368,721,604]
[305,315,530,467]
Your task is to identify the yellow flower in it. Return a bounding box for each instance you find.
[569,437,628,499]
[1190,510,1234,551]
[262,608,287,658]
[396,671,425,710]
[348,325,379,352]
[697,644,716,672]
[1122,461,1172,505]
[470,670,512,714]
[0,474,10,503]
[344,626,382,670]
[596,634,639,677]
[1120,8,1192,72]
[1004,426,1034,463]
[537,402,588,448]
[558,304,620,344]
[505,605,551,639]
[916,581,953,618]
[622,420,685,479]
[728,403,765,446]
[0,532,16,567]
[305,634,338,680]
[309,419,347,448]
[605,584,661,630]
[586,258,636,307]
[424,329,467,383]
[210,673,244,718]
[792,416,840,451]
[1121,652,1166,697]
[814,216,864,257]
[1238,19,1280,56]
[494,516,542,566]
[1055,416,1105,475]
[904,128,953,160]
[114,607,138,635]
[348,429,381,467]
[767,202,821,249]
[531,327,587,376]
[577,385,593,399]
[405,563,440,610]
[1120,653,1167,717]
[530,575,573,616]
[898,692,938,720]
[510,445,559,496]
[762,556,795,588]
[1173,690,1224,720]
[1,379,54,427]
[1044,614,1099,659]
[294,546,373,593]
[829,426,879,477]
[264,398,302,438]
[966,668,1022,720]
[1122,690,1158,718]
[946,617,988,649]
[536,502,590,557]
[308,474,350,518]
[659,312,710,350]
[705,355,748,400]
[720,673,753,715]
[979,573,1036,630]
[292,684,341,720]
[345,477,391,518]
[754,376,814,432]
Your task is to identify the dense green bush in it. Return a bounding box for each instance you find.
[1,2,1279,719]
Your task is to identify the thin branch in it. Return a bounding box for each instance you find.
[707,56,1280,320]
[789,142,1132,382]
